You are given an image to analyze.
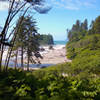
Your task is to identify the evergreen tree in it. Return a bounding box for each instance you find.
[67,19,88,42]
[93,16,100,34]
[88,16,100,35]
[14,16,42,70]
[75,20,80,31]
[88,20,95,35]
[81,19,88,30]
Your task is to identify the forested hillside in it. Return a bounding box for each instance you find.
[66,16,100,77]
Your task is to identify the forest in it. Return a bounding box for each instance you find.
[0,0,100,100]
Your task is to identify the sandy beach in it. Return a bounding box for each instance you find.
[39,45,71,64]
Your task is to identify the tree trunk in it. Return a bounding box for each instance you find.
[15,49,18,69]
[27,49,29,71]
[4,33,17,71]
[21,46,24,70]
[0,0,15,72]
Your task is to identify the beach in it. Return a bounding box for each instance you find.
[2,45,71,68]
[39,45,71,64]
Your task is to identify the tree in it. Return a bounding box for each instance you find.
[14,16,27,70]
[81,19,88,31]
[0,0,51,71]
[23,16,42,70]
[67,19,88,42]
[75,20,80,31]
[88,20,95,35]
[88,16,100,35]
[93,16,100,34]
[13,16,42,71]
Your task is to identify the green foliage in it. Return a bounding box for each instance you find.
[64,15,100,99]
[15,16,40,51]
[0,65,100,100]
[66,33,100,77]
[92,16,100,34]
[67,19,88,42]
[67,34,100,59]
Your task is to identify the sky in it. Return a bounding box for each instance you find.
[0,0,100,41]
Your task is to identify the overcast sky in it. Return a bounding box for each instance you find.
[0,0,100,40]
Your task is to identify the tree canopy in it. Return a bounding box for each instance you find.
[13,16,42,70]
[67,19,88,42]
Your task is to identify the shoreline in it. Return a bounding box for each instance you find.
[2,44,72,69]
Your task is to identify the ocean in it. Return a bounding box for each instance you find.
[54,41,67,45]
